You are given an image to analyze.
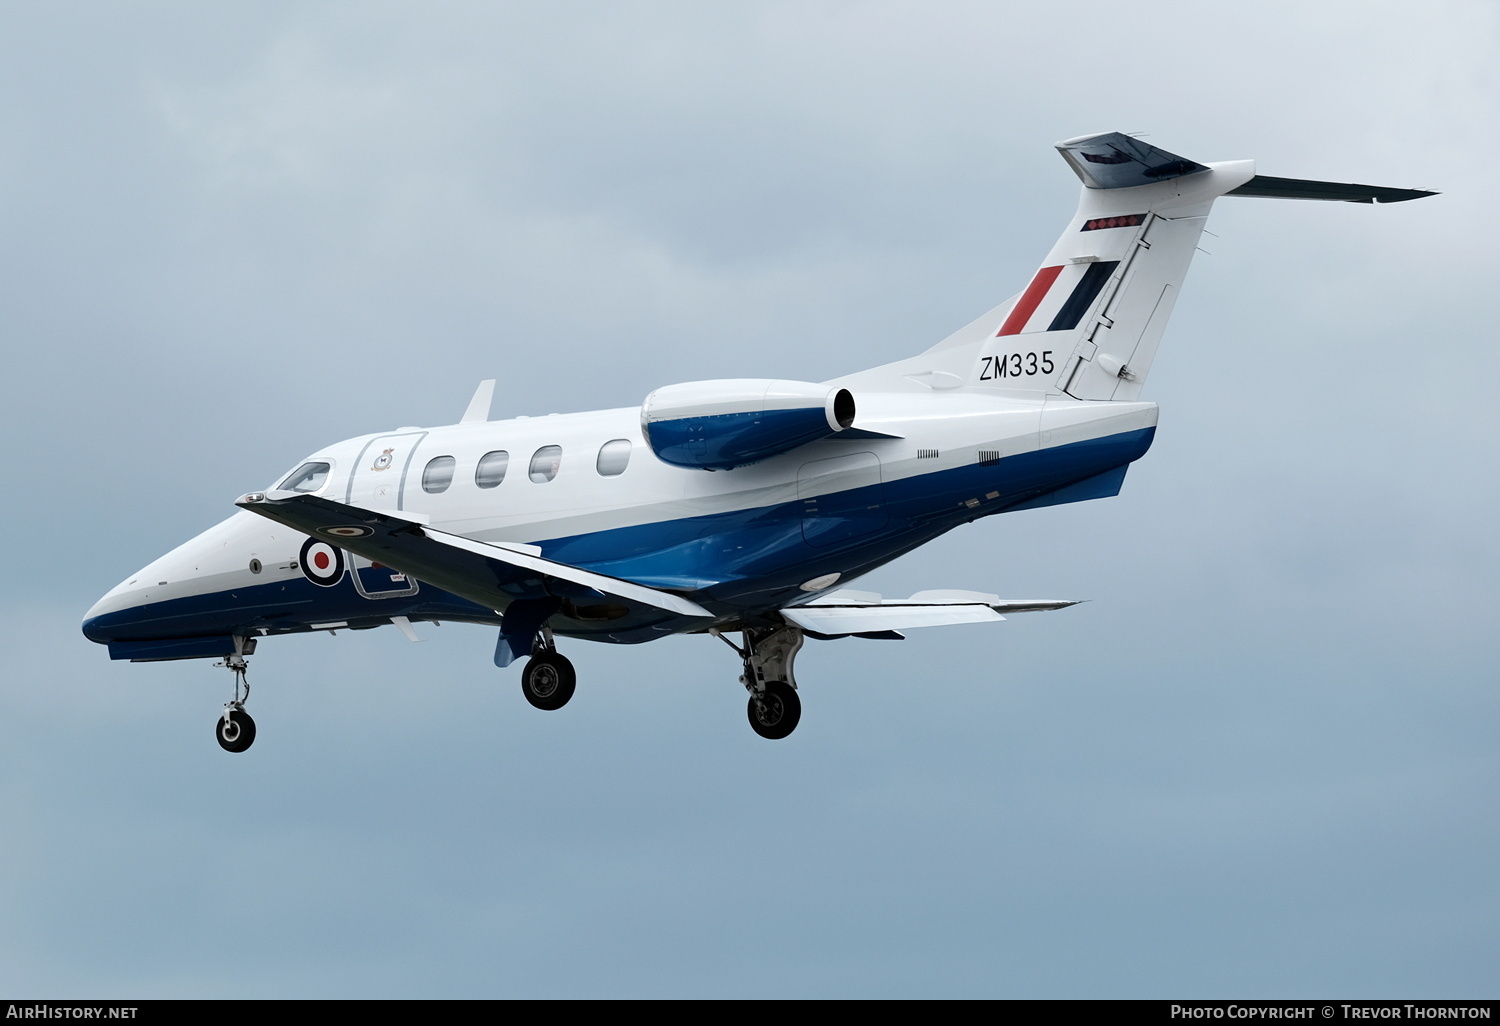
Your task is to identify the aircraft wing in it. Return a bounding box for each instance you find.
[780,589,1079,637]
[235,491,712,619]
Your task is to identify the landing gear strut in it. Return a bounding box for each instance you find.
[213,640,257,753]
[716,625,805,740]
[521,627,576,711]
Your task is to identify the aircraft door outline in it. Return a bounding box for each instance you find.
[798,451,886,549]
[348,553,421,600]
[346,431,428,511]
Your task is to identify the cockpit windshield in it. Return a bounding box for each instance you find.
[278,461,331,493]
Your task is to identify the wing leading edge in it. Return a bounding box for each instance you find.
[235,491,713,619]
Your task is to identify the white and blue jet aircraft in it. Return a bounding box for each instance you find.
[83,133,1433,750]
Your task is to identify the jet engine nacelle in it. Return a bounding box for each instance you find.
[642,378,856,470]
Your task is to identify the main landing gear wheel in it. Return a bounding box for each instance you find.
[216,708,257,753]
[747,680,800,740]
[522,652,576,711]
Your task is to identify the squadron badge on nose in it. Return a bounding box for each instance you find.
[372,448,395,472]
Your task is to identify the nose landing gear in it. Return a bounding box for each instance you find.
[213,642,257,753]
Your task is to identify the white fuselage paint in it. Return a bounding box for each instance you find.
[85,393,1157,626]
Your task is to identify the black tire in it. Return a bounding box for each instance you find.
[521,652,576,711]
[747,680,800,740]
[216,708,257,753]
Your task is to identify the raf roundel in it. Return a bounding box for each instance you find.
[320,525,373,539]
[298,536,346,588]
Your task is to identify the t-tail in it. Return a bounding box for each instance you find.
[839,132,1434,399]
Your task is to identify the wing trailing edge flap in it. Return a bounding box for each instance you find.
[781,589,1079,637]
[235,491,712,619]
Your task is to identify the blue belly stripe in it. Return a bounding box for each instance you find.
[547,426,1156,582]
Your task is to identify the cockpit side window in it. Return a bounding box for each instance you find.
[279,462,331,493]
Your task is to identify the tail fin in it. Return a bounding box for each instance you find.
[978,133,1254,401]
[832,133,1434,399]
[981,133,1436,401]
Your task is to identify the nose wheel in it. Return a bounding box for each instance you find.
[212,646,257,753]
[216,707,257,752]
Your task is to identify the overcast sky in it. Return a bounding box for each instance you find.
[1,0,1495,998]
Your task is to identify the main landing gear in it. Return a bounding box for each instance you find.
[521,628,576,711]
[213,643,257,753]
[716,625,805,740]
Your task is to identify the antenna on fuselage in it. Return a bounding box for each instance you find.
[460,379,496,424]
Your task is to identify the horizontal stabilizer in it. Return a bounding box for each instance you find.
[781,589,1078,637]
[1055,132,1209,190]
[1227,175,1436,204]
[235,491,712,619]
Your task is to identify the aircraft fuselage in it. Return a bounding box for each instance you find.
[83,393,1156,652]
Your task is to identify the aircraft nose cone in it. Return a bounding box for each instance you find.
[80,509,293,649]
[82,578,150,643]
[80,613,112,644]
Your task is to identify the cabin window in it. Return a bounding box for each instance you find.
[475,450,509,488]
[529,445,562,483]
[596,438,632,477]
[422,455,456,493]
[279,462,331,493]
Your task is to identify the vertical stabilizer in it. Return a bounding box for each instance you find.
[829,133,1430,400]
[972,134,1254,401]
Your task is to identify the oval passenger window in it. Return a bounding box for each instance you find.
[422,455,456,493]
[475,450,509,489]
[596,439,631,477]
[529,445,562,483]
[279,462,331,493]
